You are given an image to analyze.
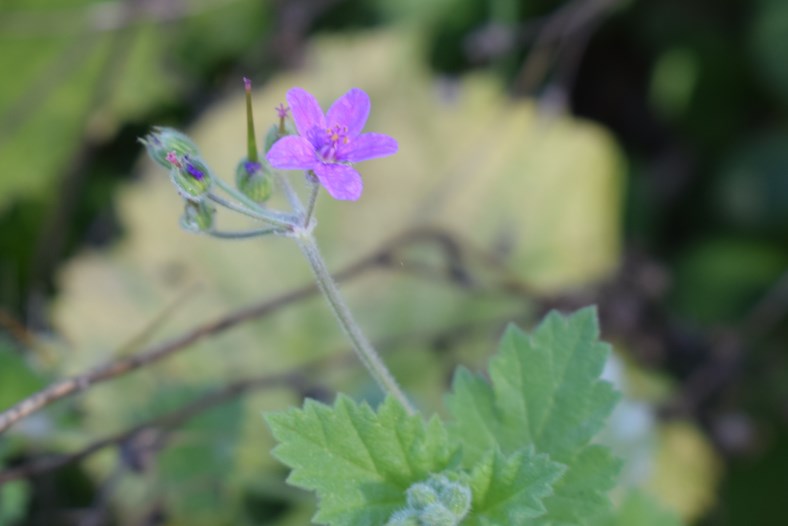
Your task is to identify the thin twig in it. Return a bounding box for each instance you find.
[0,369,308,484]
[513,0,620,94]
[0,228,492,434]
[0,227,537,435]
[0,314,514,485]
[0,246,375,435]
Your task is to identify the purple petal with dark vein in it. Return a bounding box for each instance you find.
[286,88,326,137]
[313,163,363,201]
[326,88,370,138]
[266,136,317,170]
[341,133,398,163]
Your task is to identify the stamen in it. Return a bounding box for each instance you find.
[166,151,181,168]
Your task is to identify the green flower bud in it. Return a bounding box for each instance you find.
[385,510,419,526]
[264,124,280,153]
[263,119,297,153]
[389,474,473,526]
[420,504,457,526]
[407,482,439,510]
[180,200,215,233]
[168,153,213,201]
[436,480,471,518]
[235,158,273,203]
[140,127,200,169]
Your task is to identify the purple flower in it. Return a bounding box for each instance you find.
[266,87,398,201]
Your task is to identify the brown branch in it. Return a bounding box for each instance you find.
[1,227,523,435]
[0,257,366,436]
[513,0,620,95]
[0,313,515,485]
[0,368,313,485]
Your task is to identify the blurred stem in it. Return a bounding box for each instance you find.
[207,193,277,223]
[295,233,416,415]
[275,171,304,216]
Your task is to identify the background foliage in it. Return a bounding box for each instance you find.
[0,0,785,524]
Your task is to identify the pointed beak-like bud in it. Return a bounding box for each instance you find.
[235,158,273,203]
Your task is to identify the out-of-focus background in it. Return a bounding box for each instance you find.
[0,0,786,524]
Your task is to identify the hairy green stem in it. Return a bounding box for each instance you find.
[303,179,319,227]
[296,233,415,414]
[211,177,295,228]
[207,193,275,223]
[207,227,283,239]
[274,172,304,216]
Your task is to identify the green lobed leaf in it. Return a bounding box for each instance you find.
[265,395,457,526]
[540,445,621,525]
[446,307,621,525]
[465,447,565,526]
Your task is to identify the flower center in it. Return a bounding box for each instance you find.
[315,124,350,162]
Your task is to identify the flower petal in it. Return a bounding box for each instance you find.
[266,136,317,170]
[341,133,398,162]
[286,87,326,137]
[313,163,363,201]
[327,88,370,138]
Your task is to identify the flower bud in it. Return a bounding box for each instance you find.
[168,153,213,201]
[406,482,439,509]
[436,480,471,518]
[384,510,419,526]
[140,127,200,169]
[235,158,273,203]
[263,120,297,153]
[264,124,280,153]
[420,504,457,526]
[180,200,215,233]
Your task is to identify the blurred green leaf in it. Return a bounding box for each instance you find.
[649,48,699,121]
[0,0,269,211]
[591,489,683,526]
[751,0,788,107]
[671,237,788,324]
[0,341,46,410]
[157,387,244,521]
[0,480,30,525]
[715,132,788,235]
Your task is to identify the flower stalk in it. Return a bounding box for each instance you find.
[295,233,415,414]
[144,84,412,413]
